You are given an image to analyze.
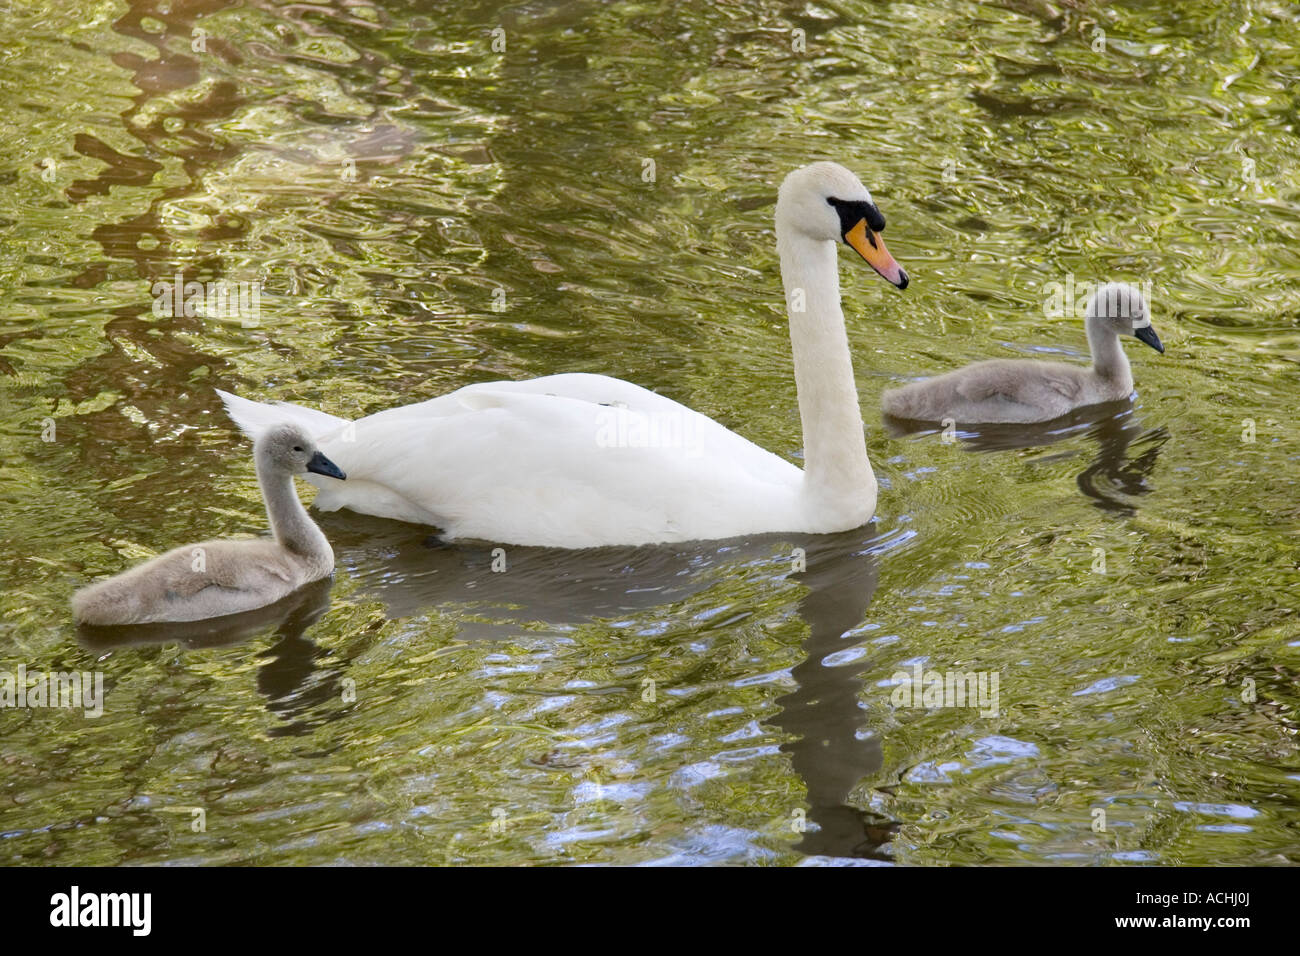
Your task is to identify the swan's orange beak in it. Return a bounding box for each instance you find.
[844,219,908,289]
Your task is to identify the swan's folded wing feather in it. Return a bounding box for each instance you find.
[339,374,659,426]
[453,372,674,414]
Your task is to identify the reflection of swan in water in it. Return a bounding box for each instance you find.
[323,512,807,631]
[326,512,889,859]
[80,519,892,858]
[774,530,892,860]
[886,399,1169,516]
[77,578,346,737]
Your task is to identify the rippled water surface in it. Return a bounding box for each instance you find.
[2,0,1299,865]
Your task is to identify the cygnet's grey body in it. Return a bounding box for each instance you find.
[72,423,346,626]
[881,283,1163,424]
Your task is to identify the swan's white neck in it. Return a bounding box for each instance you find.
[777,228,876,524]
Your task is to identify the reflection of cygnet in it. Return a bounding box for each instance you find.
[882,283,1163,424]
[72,424,345,626]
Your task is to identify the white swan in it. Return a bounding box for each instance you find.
[881,283,1162,425]
[218,162,908,548]
[72,424,346,625]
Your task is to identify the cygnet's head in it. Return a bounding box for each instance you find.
[776,161,908,289]
[1086,282,1163,353]
[255,423,347,480]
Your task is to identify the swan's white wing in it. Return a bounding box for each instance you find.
[216,388,349,441]
[310,373,804,547]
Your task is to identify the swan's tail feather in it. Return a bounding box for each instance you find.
[215,389,350,442]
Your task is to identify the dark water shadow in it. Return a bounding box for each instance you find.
[885,399,1170,515]
[323,512,889,860]
[76,577,347,736]
[776,530,892,860]
[324,511,811,631]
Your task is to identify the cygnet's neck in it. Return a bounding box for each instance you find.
[257,457,332,563]
[776,227,875,511]
[1085,314,1133,391]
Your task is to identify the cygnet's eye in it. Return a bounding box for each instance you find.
[293,446,303,452]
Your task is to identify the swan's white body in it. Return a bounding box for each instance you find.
[218,163,907,548]
[222,375,805,547]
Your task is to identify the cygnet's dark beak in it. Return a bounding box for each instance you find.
[1134,324,1164,354]
[306,451,346,480]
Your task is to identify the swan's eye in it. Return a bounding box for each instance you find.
[293,446,303,452]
